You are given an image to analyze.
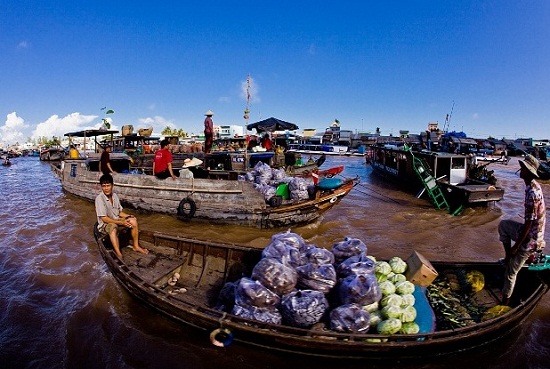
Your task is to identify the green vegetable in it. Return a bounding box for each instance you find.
[401,294,415,307]
[362,301,379,313]
[388,256,408,274]
[369,310,383,327]
[388,273,407,284]
[378,281,396,296]
[375,261,392,275]
[377,318,402,334]
[395,280,415,295]
[400,321,420,334]
[381,305,403,319]
[401,305,417,322]
[380,294,403,307]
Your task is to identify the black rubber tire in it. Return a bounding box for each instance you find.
[177,197,197,218]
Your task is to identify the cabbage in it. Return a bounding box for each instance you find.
[388,273,407,284]
[401,305,417,322]
[401,294,416,307]
[381,305,403,320]
[380,294,403,307]
[377,318,402,335]
[362,301,379,313]
[368,310,383,327]
[375,272,387,283]
[366,255,377,263]
[378,281,396,296]
[395,281,415,295]
[375,261,392,275]
[388,256,408,274]
[400,321,420,334]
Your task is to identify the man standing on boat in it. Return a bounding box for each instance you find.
[95,174,149,260]
[204,110,214,154]
[99,144,115,175]
[498,155,546,305]
[153,139,179,180]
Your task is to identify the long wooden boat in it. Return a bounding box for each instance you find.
[52,155,357,228]
[94,227,550,360]
[368,144,504,209]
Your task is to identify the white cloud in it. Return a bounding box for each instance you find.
[32,112,98,141]
[17,41,28,49]
[472,113,479,120]
[0,112,28,145]
[138,115,176,135]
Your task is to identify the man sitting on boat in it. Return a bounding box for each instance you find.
[95,174,149,260]
[153,139,179,180]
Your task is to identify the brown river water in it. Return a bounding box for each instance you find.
[1,155,549,369]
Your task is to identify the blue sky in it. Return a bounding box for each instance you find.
[1,1,549,146]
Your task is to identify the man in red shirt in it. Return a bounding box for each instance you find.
[153,140,179,179]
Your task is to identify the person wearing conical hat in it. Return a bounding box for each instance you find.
[204,110,214,154]
[498,154,546,305]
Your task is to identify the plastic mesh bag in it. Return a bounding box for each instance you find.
[295,263,337,294]
[332,237,368,264]
[232,303,282,325]
[262,240,304,268]
[337,253,375,278]
[234,277,281,308]
[329,303,371,333]
[339,273,381,305]
[251,257,298,295]
[280,290,329,328]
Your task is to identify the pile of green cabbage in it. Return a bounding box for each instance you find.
[366,256,420,335]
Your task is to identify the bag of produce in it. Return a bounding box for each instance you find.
[216,279,239,312]
[262,240,303,268]
[251,257,297,295]
[232,303,282,325]
[234,277,281,308]
[338,273,381,305]
[280,290,329,328]
[332,237,367,264]
[337,253,375,278]
[270,230,306,250]
[305,247,335,265]
[330,303,371,333]
[295,263,337,294]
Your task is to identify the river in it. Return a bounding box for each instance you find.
[0,155,548,369]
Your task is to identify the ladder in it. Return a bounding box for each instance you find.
[404,145,449,210]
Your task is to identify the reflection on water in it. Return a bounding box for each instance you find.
[0,156,548,369]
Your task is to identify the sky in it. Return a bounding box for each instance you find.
[1,1,549,146]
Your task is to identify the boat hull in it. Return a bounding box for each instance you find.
[369,146,504,208]
[53,160,356,228]
[95,228,549,360]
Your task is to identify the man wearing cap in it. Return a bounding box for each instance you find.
[498,154,546,305]
[204,110,214,154]
[100,144,115,175]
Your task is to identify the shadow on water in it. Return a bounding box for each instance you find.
[0,156,549,369]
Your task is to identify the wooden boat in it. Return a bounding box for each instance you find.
[287,143,364,157]
[368,144,504,209]
[94,227,550,360]
[52,153,357,228]
[39,147,65,161]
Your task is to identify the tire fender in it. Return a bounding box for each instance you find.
[177,197,197,218]
[210,328,233,347]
